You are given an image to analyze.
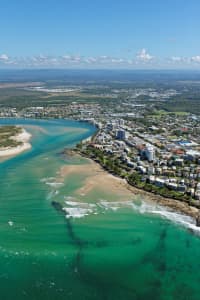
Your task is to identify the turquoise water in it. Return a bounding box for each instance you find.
[0,119,200,300]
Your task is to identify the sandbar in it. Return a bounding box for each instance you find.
[0,128,31,158]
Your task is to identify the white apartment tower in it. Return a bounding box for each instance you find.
[145,145,155,162]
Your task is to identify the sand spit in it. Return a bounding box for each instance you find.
[0,128,31,158]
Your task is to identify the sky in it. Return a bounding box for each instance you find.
[0,0,200,69]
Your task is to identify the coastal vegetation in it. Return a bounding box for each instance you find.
[0,126,22,148]
[1,72,200,298]
[77,144,197,208]
[1,71,200,213]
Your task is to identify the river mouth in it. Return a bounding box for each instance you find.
[1,118,200,300]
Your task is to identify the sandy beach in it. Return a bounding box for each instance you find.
[60,155,199,220]
[0,128,31,158]
[60,160,133,198]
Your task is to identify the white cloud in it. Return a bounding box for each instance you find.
[110,58,125,63]
[0,54,9,61]
[71,56,82,63]
[170,56,184,62]
[0,52,152,67]
[62,55,72,60]
[191,55,200,63]
[4,51,200,68]
[62,55,82,63]
[168,56,190,65]
[100,55,109,59]
[61,55,131,66]
[84,57,98,64]
[170,55,200,64]
[136,49,153,62]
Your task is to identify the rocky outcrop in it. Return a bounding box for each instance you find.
[196,212,200,227]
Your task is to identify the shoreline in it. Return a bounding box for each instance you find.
[0,127,32,158]
[75,151,199,221]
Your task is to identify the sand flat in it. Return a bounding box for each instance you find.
[60,158,135,199]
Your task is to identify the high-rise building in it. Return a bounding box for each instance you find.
[145,145,155,162]
[116,129,126,140]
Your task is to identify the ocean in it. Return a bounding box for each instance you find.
[0,118,200,300]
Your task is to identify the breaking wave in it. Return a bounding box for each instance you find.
[62,198,200,234]
[131,201,200,234]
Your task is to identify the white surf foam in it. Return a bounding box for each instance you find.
[65,200,79,206]
[63,207,94,218]
[41,177,64,189]
[98,200,133,211]
[65,200,96,208]
[40,177,55,183]
[62,196,200,234]
[63,199,98,218]
[131,200,200,234]
[45,182,63,187]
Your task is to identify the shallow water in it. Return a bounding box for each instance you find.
[0,119,200,300]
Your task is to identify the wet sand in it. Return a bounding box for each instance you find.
[60,159,133,198]
[60,156,199,219]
